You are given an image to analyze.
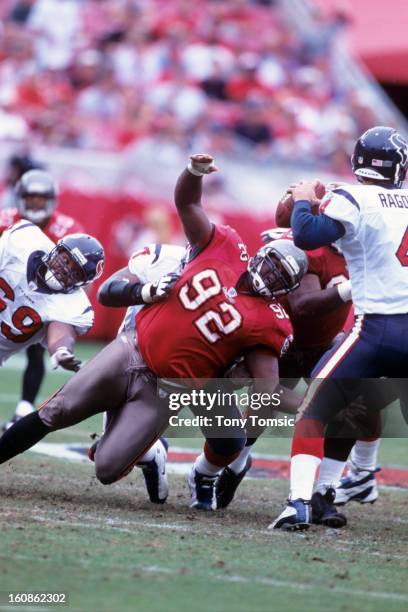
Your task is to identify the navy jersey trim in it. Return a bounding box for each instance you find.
[10,221,35,234]
[151,244,162,264]
[332,189,360,210]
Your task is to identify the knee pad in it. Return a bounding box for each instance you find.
[204,436,246,467]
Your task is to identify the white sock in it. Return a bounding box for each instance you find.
[351,439,380,471]
[137,440,161,465]
[15,400,35,417]
[194,452,222,476]
[228,445,252,475]
[290,454,321,501]
[316,457,346,491]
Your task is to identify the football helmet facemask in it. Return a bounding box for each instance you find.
[351,126,408,187]
[247,239,308,298]
[37,234,105,293]
[15,169,57,224]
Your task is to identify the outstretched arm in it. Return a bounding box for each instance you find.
[245,348,302,415]
[47,321,81,371]
[174,154,218,248]
[98,266,179,307]
[288,273,351,318]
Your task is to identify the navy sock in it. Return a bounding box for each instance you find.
[0,411,51,464]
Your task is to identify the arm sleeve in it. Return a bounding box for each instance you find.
[291,201,345,250]
[128,244,157,282]
[319,188,361,234]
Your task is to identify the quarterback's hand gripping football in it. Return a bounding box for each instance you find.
[50,346,82,372]
[141,272,181,304]
[187,154,219,176]
[289,179,325,204]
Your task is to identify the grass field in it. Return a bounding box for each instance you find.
[1,342,407,612]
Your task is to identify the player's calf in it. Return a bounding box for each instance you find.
[1,400,35,433]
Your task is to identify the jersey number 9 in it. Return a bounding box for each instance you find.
[0,278,43,343]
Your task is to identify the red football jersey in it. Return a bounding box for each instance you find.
[0,208,84,242]
[136,225,293,381]
[277,230,350,349]
[291,245,350,349]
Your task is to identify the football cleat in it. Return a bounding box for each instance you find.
[1,401,35,433]
[268,499,311,530]
[335,462,380,505]
[188,468,217,511]
[139,438,169,504]
[216,456,252,509]
[311,487,347,528]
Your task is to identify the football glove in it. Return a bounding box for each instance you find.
[50,346,82,372]
[141,272,180,304]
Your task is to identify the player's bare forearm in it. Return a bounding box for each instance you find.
[244,348,302,415]
[290,286,348,317]
[174,155,216,247]
[274,385,302,415]
[288,273,351,317]
[47,321,77,355]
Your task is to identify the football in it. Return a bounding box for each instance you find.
[275,180,326,227]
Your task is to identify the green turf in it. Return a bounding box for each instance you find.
[1,342,408,612]
[1,342,407,465]
[0,455,408,612]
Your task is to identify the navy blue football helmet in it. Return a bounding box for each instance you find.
[351,126,408,187]
[38,233,105,293]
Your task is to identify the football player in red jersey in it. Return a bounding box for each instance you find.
[0,169,85,431]
[0,154,307,511]
[213,226,353,518]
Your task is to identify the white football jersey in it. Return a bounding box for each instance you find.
[0,221,94,364]
[119,243,186,333]
[321,183,408,314]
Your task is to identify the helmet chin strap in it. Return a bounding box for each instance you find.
[44,269,64,292]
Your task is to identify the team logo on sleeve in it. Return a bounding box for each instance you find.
[131,246,151,259]
[319,195,331,214]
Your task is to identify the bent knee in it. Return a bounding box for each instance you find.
[94,455,122,485]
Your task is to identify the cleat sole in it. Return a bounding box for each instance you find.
[321,515,347,528]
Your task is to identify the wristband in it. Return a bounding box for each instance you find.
[187,160,214,176]
[141,283,154,303]
[337,280,352,302]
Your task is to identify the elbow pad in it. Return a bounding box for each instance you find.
[98,279,146,307]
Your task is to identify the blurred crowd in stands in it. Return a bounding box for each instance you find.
[0,0,379,174]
